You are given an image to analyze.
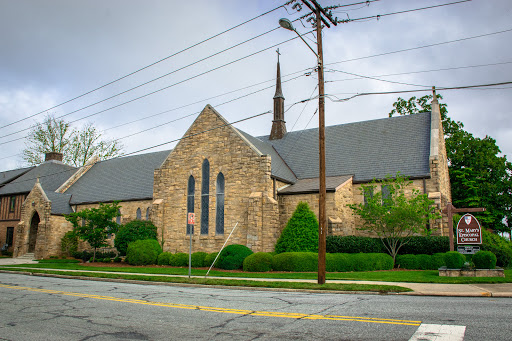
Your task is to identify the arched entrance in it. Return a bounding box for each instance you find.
[28,212,40,253]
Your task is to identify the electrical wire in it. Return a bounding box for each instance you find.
[325,68,431,87]
[0,4,286,131]
[337,0,472,24]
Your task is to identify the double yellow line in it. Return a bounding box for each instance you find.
[0,283,421,326]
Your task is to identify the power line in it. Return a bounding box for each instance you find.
[0,4,286,131]
[0,34,309,144]
[337,0,472,24]
[325,81,512,102]
[325,68,431,88]
[326,28,512,67]
[325,61,512,83]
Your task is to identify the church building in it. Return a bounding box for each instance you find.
[0,59,451,259]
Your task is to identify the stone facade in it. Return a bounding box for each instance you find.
[153,105,280,253]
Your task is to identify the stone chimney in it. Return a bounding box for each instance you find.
[269,50,287,140]
[45,152,63,162]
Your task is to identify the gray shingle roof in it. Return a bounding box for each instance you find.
[257,112,432,182]
[0,161,77,195]
[237,130,297,183]
[0,166,34,187]
[46,192,73,215]
[278,175,353,194]
[65,150,170,204]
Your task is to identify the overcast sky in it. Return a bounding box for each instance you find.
[0,0,511,172]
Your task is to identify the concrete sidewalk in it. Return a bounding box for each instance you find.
[1,258,511,298]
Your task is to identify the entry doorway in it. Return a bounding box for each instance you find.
[28,212,40,253]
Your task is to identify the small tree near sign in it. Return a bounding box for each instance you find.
[457,213,482,245]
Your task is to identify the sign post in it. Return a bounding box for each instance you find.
[187,212,195,278]
[443,203,485,251]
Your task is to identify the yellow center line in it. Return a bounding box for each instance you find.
[0,283,421,326]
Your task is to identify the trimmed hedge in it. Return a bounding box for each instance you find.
[243,252,273,272]
[396,254,444,270]
[326,236,450,255]
[472,251,497,269]
[444,251,466,269]
[125,239,162,265]
[204,252,219,267]
[275,202,318,254]
[191,252,208,267]
[170,252,189,267]
[157,252,172,265]
[326,236,384,254]
[114,220,158,256]
[272,252,318,272]
[217,244,253,270]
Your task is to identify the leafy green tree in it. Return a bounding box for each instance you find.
[114,220,158,256]
[275,202,319,254]
[23,115,123,167]
[389,94,512,234]
[60,230,78,257]
[348,174,440,264]
[65,202,121,262]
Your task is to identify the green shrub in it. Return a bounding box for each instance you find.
[481,229,512,267]
[191,252,208,267]
[272,252,318,272]
[396,254,419,269]
[397,236,449,255]
[217,244,253,270]
[275,202,318,254]
[60,231,78,257]
[243,252,273,272]
[444,251,465,269]
[170,253,189,267]
[114,220,158,256]
[416,254,434,270]
[114,256,122,263]
[125,239,162,265]
[472,251,497,269]
[326,253,351,272]
[326,236,384,254]
[157,252,173,265]
[204,252,219,267]
[432,253,446,269]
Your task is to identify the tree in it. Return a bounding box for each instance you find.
[65,202,121,262]
[275,202,319,254]
[114,220,158,256]
[23,115,123,167]
[348,174,439,264]
[389,95,512,234]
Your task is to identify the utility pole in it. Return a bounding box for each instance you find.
[301,0,337,285]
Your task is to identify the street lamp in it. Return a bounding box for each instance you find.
[279,15,327,285]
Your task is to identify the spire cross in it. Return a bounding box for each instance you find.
[276,48,281,62]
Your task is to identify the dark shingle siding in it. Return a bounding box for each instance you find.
[65,150,170,204]
[46,192,73,215]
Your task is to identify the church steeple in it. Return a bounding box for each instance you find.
[270,49,287,140]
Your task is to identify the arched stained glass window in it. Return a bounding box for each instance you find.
[146,207,150,220]
[216,173,225,235]
[116,209,121,225]
[187,175,195,235]
[136,208,141,220]
[201,159,209,235]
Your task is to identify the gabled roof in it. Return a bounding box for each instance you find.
[0,161,77,195]
[0,166,34,187]
[64,150,170,204]
[46,192,73,215]
[255,112,432,183]
[279,175,352,194]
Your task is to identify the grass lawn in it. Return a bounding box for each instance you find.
[1,262,511,284]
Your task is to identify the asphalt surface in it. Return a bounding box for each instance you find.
[1,257,511,297]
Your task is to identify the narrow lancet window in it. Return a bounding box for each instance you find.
[201,159,210,235]
[216,173,225,235]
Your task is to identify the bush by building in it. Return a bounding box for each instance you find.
[216,244,253,270]
[191,252,208,267]
[125,239,162,265]
[275,202,318,254]
[272,252,318,272]
[472,250,497,269]
[243,252,273,272]
[170,252,189,267]
[481,228,512,267]
[114,220,158,256]
[157,252,173,265]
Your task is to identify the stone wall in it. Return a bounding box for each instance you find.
[152,105,279,253]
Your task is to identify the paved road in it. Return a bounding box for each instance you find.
[1,273,511,340]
